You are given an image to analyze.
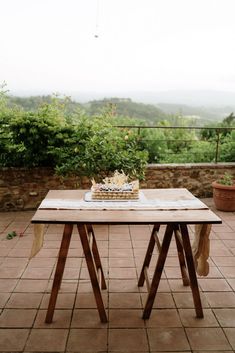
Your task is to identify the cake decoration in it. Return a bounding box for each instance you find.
[91,170,139,200]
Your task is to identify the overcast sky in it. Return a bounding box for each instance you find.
[1,0,235,97]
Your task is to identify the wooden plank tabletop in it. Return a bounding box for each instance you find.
[31,189,222,225]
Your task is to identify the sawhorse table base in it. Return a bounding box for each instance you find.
[138,223,203,319]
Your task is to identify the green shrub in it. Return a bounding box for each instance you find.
[55,115,148,180]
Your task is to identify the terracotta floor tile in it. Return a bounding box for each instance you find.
[109,240,132,248]
[58,267,80,280]
[43,240,61,249]
[138,279,170,293]
[109,225,130,234]
[214,308,235,327]
[0,266,24,279]
[67,248,87,257]
[227,278,235,290]
[212,224,234,232]
[212,256,235,267]
[47,279,78,293]
[65,257,82,268]
[132,240,149,249]
[109,257,135,267]
[0,328,29,351]
[96,240,108,249]
[228,248,235,256]
[77,280,94,293]
[109,279,140,292]
[109,309,145,328]
[224,328,235,349]
[148,327,190,351]
[26,328,68,351]
[0,239,17,249]
[41,292,76,309]
[109,248,133,258]
[186,327,231,350]
[145,309,182,327]
[109,328,148,352]
[47,224,64,232]
[34,309,72,328]
[203,265,224,278]
[0,292,11,308]
[14,279,48,292]
[44,233,63,240]
[14,240,32,249]
[109,292,142,308]
[79,267,93,279]
[34,248,59,258]
[75,292,108,308]
[205,292,235,307]
[141,292,175,309]
[133,248,151,257]
[0,308,36,327]
[179,308,219,327]
[216,231,235,240]
[67,328,107,352]
[173,292,209,308]
[199,278,232,291]
[168,279,192,292]
[164,267,183,279]
[71,309,108,328]
[223,240,235,248]
[219,266,235,278]
[210,248,232,257]
[1,257,28,268]
[22,267,52,279]
[164,256,179,267]
[109,233,131,242]
[6,292,43,308]
[28,257,56,268]
[8,248,30,257]
[109,267,137,279]
[0,279,18,292]
[0,248,11,256]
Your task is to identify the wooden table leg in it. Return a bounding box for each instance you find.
[142,224,174,319]
[174,225,190,286]
[180,224,203,318]
[45,223,73,323]
[77,224,108,323]
[86,224,107,290]
[138,224,160,287]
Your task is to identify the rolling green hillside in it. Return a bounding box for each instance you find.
[6,95,229,126]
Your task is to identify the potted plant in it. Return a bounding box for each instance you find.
[212,172,235,211]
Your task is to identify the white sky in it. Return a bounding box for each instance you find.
[1,0,235,96]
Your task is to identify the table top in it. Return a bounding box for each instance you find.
[31,189,222,225]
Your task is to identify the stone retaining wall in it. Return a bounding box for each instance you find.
[0,163,235,211]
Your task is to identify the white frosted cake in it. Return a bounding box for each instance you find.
[91,171,139,200]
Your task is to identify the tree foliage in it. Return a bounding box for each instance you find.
[0,87,234,175]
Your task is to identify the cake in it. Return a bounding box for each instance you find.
[91,171,139,200]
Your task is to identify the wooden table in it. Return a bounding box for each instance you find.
[31,189,221,323]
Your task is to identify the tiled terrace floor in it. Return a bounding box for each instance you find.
[0,199,235,352]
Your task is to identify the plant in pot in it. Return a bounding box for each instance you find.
[212,172,235,211]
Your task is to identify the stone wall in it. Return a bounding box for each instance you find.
[0,163,235,211]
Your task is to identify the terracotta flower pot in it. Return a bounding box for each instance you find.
[212,181,235,212]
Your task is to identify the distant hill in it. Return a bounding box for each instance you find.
[120,89,235,107]
[6,94,233,125]
[7,95,167,124]
[85,98,166,123]
[7,95,83,114]
[157,103,230,122]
